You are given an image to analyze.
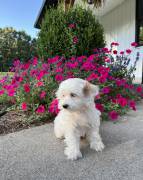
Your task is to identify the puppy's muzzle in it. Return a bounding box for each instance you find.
[63,104,69,109]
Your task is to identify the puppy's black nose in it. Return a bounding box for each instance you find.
[63,104,69,109]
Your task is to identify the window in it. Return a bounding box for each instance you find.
[136,0,143,46]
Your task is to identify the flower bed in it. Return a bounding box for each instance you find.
[0,42,142,127]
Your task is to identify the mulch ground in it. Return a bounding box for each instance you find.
[0,106,53,136]
[0,110,28,135]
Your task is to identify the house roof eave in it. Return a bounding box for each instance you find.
[34,0,126,29]
[34,0,47,29]
[34,0,58,29]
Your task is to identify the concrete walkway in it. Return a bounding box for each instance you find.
[0,102,143,180]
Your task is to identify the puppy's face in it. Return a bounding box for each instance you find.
[56,78,99,112]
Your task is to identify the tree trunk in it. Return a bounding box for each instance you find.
[65,0,75,11]
[64,0,104,11]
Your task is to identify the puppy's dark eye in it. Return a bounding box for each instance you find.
[71,93,77,97]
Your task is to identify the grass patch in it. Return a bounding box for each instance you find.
[0,72,13,78]
[0,95,11,104]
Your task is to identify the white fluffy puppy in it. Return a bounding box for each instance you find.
[54,78,104,160]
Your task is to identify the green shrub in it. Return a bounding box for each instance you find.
[37,6,105,58]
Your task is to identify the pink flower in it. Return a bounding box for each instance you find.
[55,68,63,73]
[98,72,109,83]
[120,51,124,55]
[101,87,110,94]
[0,90,4,96]
[30,69,38,77]
[23,84,30,93]
[36,71,45,80]
[99,75,107,83]
[102,48,110,53]
[65,71,74,79]
[23,62,30,70]
[108,76,114,80]
[111,98,118,104]
[81,62,95,71]
[95,94,101,100]
[113,50,118,55]
[131,42,138,47]
[13,59,21,67]
[4,84,16,91]
[0,76,8,84]
[70,57,76,61]
[77,56,86,63]
[67,71,73,76]
[136,86,142,93]
[93,48,98,53]
[104,57,110,63]
[73,36,78,44]
[86,73,98,81]
[0,79,5,84]
[48,56,60,64]
[40,91,46,99]
[116,94,122,99]
[124,83,130,89]
[114,42,119,46]
[36,105,45,114]
[98,66,110,75]
[49,99,60,114]
[68,23,76,29]
[129,100,136,111]
[129,84,134,89]
[32,57,38,66]
[42,63,49,70]
[15,76,23,83]
[109,111,119,120]
[66,62,78,69]
[21,102,27,110]
[8,89,15,97]
[55,74,64,82]
[36,81,44,87]
[117,97,127,107]
[111,42,119,46]
[87,54,95,62]
[21,71,28,77]
[96,103,104,112]
[126,49,132,54]
[116,79,126,86]
[111,42,115,46]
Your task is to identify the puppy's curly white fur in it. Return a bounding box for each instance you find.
[54,78,104,160]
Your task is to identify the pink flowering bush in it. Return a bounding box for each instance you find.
[0,42,142,122]
[37,6,105,58]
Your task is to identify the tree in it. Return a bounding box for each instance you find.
[59,0,104,11]
[0,27,37,71]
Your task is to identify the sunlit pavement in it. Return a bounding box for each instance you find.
[0,101,143,180]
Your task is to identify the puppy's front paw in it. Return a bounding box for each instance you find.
[54,130,64,139]
[64,147,82,160]
[90,141,105,152]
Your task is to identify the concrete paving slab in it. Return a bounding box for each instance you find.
[0,101,143,180]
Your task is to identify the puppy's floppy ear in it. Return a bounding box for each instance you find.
[83,81,91,96]
[83,81,99,96]
[90,83,99,96]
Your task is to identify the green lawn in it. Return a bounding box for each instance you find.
[0,72,13,78]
